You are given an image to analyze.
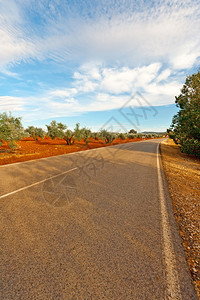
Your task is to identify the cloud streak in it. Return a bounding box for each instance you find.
[0,0,200,69]
[0,0,199,125]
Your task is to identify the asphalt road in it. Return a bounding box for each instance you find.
[0,139,198,299]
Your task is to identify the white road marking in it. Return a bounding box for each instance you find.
[157,143,182,299]
[0,167,78,199]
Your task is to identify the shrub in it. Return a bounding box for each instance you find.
[25,126,46,140]
[179,137,200,156]
[128,133,135,139]
[91,132,99,140]
[100,130,116,144]
[118,133,126,140]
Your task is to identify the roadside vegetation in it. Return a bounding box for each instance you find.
[168,69,200,157]
[0,112,164,150]
[0,112,24,149]
[162,69,200,297]
[161,139,200,297]
[0,112,164,165]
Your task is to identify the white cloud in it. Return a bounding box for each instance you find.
[0,29,30,66]
[34,0,200,69]
[101,67,137,94]
[1,1,200,70]
[0,0,199,123]
[156,69,171,82]
[145,81,182,97]
[49,88,77,98]
[28,62,180,120]
[0,67,19,78]
[0,96,25,111]
[171,51,199,70]
[70,63,163,95]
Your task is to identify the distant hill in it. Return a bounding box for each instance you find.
[141,131,166,135]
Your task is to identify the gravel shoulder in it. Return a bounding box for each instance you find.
[161,139,200,298]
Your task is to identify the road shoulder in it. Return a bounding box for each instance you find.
[161,139,200,298]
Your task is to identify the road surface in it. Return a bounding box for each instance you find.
[0,139,197,299]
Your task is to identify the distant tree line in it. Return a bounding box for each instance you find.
[0,113,163,149]
[168,69,200,157]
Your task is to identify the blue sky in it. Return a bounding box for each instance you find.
[0,0,199,132]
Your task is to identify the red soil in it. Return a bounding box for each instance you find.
[0,137,156,166]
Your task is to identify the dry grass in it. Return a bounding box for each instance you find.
[161,139,200,298]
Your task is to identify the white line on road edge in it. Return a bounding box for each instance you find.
[0,167,78,199]
[157,143,182,299]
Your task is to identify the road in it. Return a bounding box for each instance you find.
[0,139,197,299]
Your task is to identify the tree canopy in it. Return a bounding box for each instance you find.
[0,112,24,148]
[169,70,200,157]
[25,126,46,140]
[46,120,67,139]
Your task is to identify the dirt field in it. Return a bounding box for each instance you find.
[0,136,153,166]
[161,139,200,298]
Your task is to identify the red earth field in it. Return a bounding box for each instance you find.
[0,136,156,166]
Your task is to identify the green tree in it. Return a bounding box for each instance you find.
[64,129,74,145]
[0,112,24,149]
[46,121,67,139]
[128,133,136,139]
[100,129,116,144]
[118,133,127,140]
[25,126,46,140]
[81,127,91,145]
[170,70,200,157]
[129,129,137,134]
[74,123,82,141]
[91,132,99,140]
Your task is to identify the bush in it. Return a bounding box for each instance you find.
[179,137,200,156]
[91,132,99,140]
[128,133,136,139]
[9,141,18,149]
[100,130,116,144]
[25,126,46,140]
[118,133,126,140]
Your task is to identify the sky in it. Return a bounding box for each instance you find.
[0,0,200,132]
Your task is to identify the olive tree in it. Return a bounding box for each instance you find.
[100,129,116,144]
[46,121,67,139]
[81,127,91,145]
[25,126,46,140]
[0,112,24,149]
[64,129,74,145]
